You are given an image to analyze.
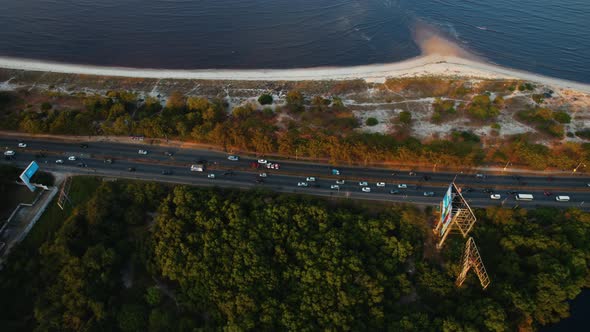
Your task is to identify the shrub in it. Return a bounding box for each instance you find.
[467,95,499,120]
[258,94,273,105]
[532,94,545,104]
[553,111,571,124]
[366,117,379,126]
[398,111,412,125]
[491,123,501,130]
[286,91,304,112]
[40,102,52,110]
[576,130,590,139]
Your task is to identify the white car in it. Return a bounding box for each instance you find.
[18,143,27,148]
[258,159,268,164]
[362,187,371,193]
[227,155,239,161]
[336,179,345,185]
[330,185,340,190]
[138,149,148,155]
[55,159,64,164]
[297,182,308,187]
[490,194,501,200]
[207,173,215,179]
[4,150,15,156]
[259,173,267,178]
[359,181,368,186]
[376,182,386,187]
[266,163,280,169]
[306,177,316,182]
[397,184,408,189]
[68,156,77,161]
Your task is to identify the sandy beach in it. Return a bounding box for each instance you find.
[1,54,590,94]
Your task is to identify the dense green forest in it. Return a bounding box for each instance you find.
[0,179,588,331]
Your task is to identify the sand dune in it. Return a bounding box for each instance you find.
[0,54,589,94]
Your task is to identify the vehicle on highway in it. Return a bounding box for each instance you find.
[389,189,400,195]
[507,191,517,195]
[483,188,494,193]
[161,170,172,175]
[256,178,264,183]
[476,173,486,179]
[587,183,590,187]
[543,191,552,196]
[331,168,340,175]
[376,182,386,187]
[462,187,474,193]
[4,150,15,156]
[258,159,268,164]
[138,149,148,155]
[362,187,371,193]
[330,185,340,190]
[515,194,534,201]
[266,163,280,170]
[190,164,205,172]
[164,151,174,156]
[68,156,77,161]
[259,173,267,178]
[490,194,501,200]
[76,163,87,168]
[227,155,239,161]
[408,171,416,176]
[104,159,113,164]
[80,143,89,148]
[336,179,345,185]
[555,196,570,202]
[55,159,64,164]
[128,167,136,172]
[297,182,308,187]
[207,173,216,179]
[18,143,27,148]
[397,184,407,189]
[423,191,435,197]
[224,171,235,176]
[306,177,316,182]
[358,181,368,186]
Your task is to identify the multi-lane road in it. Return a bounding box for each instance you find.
[1,136,589,210]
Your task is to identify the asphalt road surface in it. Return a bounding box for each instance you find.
[2,136,589,211]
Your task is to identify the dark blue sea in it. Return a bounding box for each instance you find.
[0,0,589,83]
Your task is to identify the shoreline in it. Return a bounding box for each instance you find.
[1,55,590,93]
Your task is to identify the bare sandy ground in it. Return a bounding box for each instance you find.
[1,54,589,94]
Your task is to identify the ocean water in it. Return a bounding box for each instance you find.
[0,0,588,83]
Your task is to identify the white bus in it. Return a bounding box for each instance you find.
[555,196,570,202]
[515,194,534,201]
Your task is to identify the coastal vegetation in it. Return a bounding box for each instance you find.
[0,75,588,172]
[0,179,588,331]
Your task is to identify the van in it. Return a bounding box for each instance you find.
[555,196,570,202]
[515,194,534,201]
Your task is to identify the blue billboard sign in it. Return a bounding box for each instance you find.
[20,161,39,192]
[439,184,454,236]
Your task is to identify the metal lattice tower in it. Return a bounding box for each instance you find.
[57,177,72,210]
[434,183,477,248]
[456,237,491,290]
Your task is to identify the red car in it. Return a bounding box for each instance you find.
[543,191,552,196]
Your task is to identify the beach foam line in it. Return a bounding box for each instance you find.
[0,55,589,93]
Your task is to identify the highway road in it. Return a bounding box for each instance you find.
[1,136,589,211]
